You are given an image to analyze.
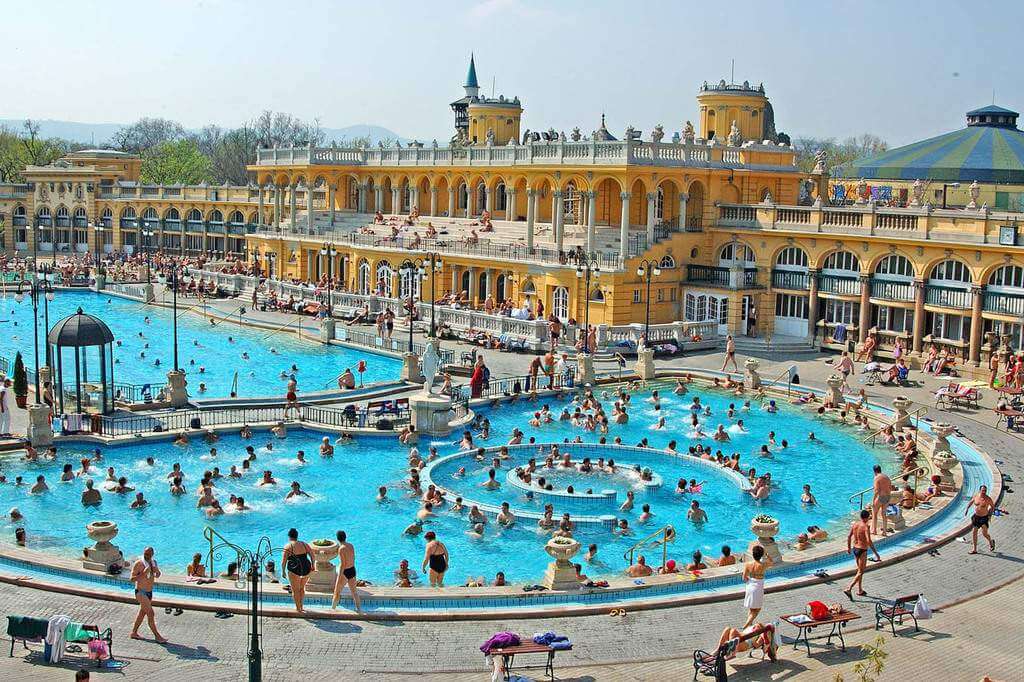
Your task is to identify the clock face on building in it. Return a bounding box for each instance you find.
[999,225,1017,246]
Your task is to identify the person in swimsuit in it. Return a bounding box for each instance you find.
[721,334,738,372]
[422,531,449,587]
[330,530,361,612]
[130,546,167,642]
[844,509,880,600]
[965,485,996,554]
[741,544,770,628]
[870,465,893,535]
[282,528,313,612]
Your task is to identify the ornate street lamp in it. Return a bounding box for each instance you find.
[575,258,601,353]
[636,258,662,340]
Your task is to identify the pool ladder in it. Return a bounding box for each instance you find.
[848,462,932,511]
[623,524,676,567]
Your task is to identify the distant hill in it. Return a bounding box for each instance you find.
[0,119,408,146]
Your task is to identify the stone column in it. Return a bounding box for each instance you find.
[969,284,984,366]
[468,266,478,305]
[306,184,314,230]
[619,191,631,264]
[410,187,419,213]
[328,185,336,225]
[447,187,455,218]
[257,186,265,225]
[430,187,438,217]
[586,190,597,253]
[289,185,297,229]
[273,186,282,228]
[484,269,493,299]
[374,188,382,213]
[484,186,493,213]
[526,188,536,250]
[912,279,926,354]
[646,192,656,244]
[553,190,565,252]
[358,183,367,213]
[807,268,819,341]
[858,274,871,343]
[392,188,400,215]
[506,188,517,220]
[678,192,689,231]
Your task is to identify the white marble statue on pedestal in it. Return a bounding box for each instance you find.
[421,342,440,394]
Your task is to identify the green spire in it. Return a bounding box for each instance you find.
[465,53,479,89]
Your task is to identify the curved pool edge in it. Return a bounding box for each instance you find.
[0,370,1000,620]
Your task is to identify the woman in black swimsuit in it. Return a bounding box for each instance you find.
[421,531,449,587]
[282,527,313,612]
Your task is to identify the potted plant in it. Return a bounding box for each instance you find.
[12,352,28,408]
[751,514,780,541]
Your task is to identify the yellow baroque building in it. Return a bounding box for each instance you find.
[4,57,1024,375]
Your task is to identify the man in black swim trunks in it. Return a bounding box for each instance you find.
[130,546,168,642]
[844,509,880,600]
[331,530,361,611]
[966,485,996,554]
[422,531,449,587]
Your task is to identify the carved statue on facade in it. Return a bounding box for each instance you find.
[625,126,639,141]
[559,130,567,142]
[570,127,582,142]
[910,178,924,206]
[431,139,438,148]
[967,180,981,209]
[651,124,665,143]
[546,127,557,141]
[75,184,84,200]
[682,120,696,144]
[762,191,773,205]
[521,129,531,144]
[671,132,681,144]
[727,120,741,147]
[813,149,828,174]
[39,184,48,201]
[485,128,495,146]
[421,341,440,394]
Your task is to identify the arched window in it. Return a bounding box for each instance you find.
[165,208,180,221]
[13,206,27,226]
[120,207,137,227]
[495,182,507,212]
[822,251,860,273]
[552,286,569,321]
[375,260,394,297]
[929,259,971,286]
[55,206,71,227]
[589,288,605,303]
[775,246,808,270]
[457,182,468,210]
[348,178,359,209]
[37,207,52,226]
[719,242,755,265]
[73,207,88,227]
[357,260,371,294]
[228,210,244,224]
[655,186,665,220]
[520,279,536,297]
[100,207,113,228]
[988,264,1024,290]
[186,208,203,224]
[659,255,677,269]
[874,254,914,279]
[399,267,421,300]
[209,210,223,223]
[476,183,486,213]
[563,181,579,222]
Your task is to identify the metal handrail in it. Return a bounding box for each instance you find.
[623,524,676,567]
[862,406,928,446]
[203,525,282,580]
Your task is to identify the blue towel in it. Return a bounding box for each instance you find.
[550,639,572,650]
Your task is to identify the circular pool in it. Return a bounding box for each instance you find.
[1,381,898,586]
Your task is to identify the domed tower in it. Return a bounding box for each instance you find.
[695,79,776,144]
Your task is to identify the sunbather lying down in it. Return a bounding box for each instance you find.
[717,623,778,660]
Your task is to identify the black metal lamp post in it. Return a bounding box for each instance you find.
[575,258,601,353]
[14,273,54,399]
[320,243,337,316]
[169,264,181,372]
[417,252,443,337]
[92,223,105,275]
[142,229,155,283]
[636,258,662,339]
[398,259,422,352]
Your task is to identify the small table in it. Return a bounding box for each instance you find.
[781,611,860,655]
[488,642,570,682]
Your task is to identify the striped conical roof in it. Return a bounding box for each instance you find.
[838,113,1024,184]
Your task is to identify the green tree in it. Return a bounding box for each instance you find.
[833,635,888,682]
[12,351,28,399]
[794,134,888,174]
[141,139,212,185]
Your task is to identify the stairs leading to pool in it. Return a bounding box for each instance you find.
[730,334,820,360]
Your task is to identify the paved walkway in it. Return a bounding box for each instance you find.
[0,291,1021,680]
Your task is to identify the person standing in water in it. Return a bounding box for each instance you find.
[331,530,361,612]
[282,528,313,612]
[422,531,449,587]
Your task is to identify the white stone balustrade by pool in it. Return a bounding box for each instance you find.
[255,137,795,169]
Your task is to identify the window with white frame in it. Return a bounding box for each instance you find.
[988,264,1024,290]
[775,293,809,319]
[822,250,860,273]
[824,299,859,325]
[357,261,371,294]
[719,242,755,265]
[375,261,394,297]
[985,319,1023,349]
[775,246,808,270]
[874,254,914,279]
[874,305,912,333]
[930,312,970,341]
[552,286,569,321]
[633,289,641,303]
[929,259,971,286]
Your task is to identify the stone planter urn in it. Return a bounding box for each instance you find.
[542,536,582,591]
[892,396,913,432]
[749,516,783,564]
[306,539,338,593]
[825,373,846,406]
[931,449,959,486]
[931,422,954,458]
[744,358,762,389]
[82,521,124,572]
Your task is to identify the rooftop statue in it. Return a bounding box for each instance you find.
[651,124,665,143]
[813,149,828,174]
[570,127,582,142]
[682,120,696,145]
[485,128,495,146]
[521,129,532,144]
[727,120,742,147]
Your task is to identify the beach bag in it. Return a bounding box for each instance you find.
[913,595,932,620]
[807,600,829,620]
[88,637,110,661]
[286,544,312,577]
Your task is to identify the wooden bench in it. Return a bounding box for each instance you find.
[487,641,570,681]
[7,614,114,662]
[875,593,920,635]
[780,610,860,655]
[692,624,774,681]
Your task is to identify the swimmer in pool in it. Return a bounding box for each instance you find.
[286,481,311,499]
[713,424,731,442]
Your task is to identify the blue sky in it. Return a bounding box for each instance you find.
[3,0,1021,146]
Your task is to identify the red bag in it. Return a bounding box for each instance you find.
[807,600,829,620]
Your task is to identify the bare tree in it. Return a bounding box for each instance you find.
[110,117,187,155]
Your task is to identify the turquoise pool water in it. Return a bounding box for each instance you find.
[0,290,401,398]
[0,383,896,585]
